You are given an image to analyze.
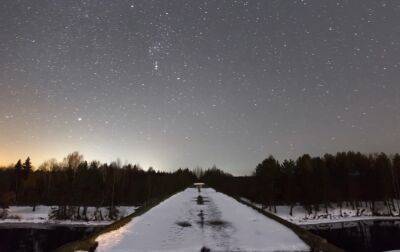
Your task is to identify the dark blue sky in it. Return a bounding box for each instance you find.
[1,0,399,175]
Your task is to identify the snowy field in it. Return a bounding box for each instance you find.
[96,188,309,251]
[240,198,400,225]
[0,206,136,226]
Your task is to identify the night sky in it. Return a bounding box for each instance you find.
[1,0,399,175]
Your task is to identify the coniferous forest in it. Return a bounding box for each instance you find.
[1,151,400,219]
[0,152,195,220]
[203,152,400,216]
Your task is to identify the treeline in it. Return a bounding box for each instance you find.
[2,151,400,218]
[202,152,400,216]
[0,152,195,220]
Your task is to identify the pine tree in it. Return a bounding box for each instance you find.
[255,156,280,211]
[376,153,394,214]
[392,154,400,213]
[296,154,314,214]
[14,160,23,203]
[281,159,296,215]
[23,157,32,179]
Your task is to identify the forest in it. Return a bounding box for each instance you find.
[203,152,400,216]
[0,152,195,220]
[1,151,400,219]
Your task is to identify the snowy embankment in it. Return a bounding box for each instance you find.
[96,188,309,251]
[240,198,400,225]
[0,206,136,226]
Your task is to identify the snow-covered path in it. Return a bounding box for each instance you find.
[96,188,309,251]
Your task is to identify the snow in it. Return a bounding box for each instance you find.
[240,198,400,225]
[96,188,309,251]
[0,206,136,226]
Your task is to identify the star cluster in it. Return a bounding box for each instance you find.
[1,0,399,174]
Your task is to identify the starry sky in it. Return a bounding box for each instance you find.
[1,0,399,175]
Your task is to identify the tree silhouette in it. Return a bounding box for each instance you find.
[23,157,32,179]
[1,151,400,219]
[13,160,23,203]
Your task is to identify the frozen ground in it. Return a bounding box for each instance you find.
[96,188,309,251]
[240,198,400,225]
[0,206,136,226]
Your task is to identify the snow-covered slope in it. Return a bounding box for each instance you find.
[96,188,309,251]
[0,206,136,226]
[240,198,400,225]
